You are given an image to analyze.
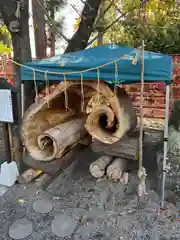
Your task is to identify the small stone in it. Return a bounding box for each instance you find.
[160,202,177,219]
[164,202,177,218]
[33,198,53,213]
[164,190,176,205]
[51,214,77,237]
[147,190,159,203]
[79,215,89,225]
[17,199,25,205]
[9,218,33,239]
[52,196,60,200]
[121,172,129,185]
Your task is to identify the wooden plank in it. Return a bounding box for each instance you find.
[92,131,139,161]
[23,144,87,176]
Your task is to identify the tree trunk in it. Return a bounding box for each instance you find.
[85,88,137,144]
[1,0,33,106]
[0,0,33,169]
[49,7,55,57]
[50,31,55,57]
[32,0,47,58]
[92,134,139,161]
[65,0,102,53]
[37,118,87,161]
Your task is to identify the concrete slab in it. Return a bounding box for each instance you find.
[51,214,77,238]
[33,198,53,214]
[9,218,33,239]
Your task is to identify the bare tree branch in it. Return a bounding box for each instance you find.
[87,15,121,46]
[108,0,124,17]
[65,0,102,53]
[93,1,114,30]
[36,0,69,42]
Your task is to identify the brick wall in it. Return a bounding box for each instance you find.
[0,59,14,85]
[124,55,180,119]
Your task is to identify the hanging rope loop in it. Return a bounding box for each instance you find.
[96,68,100,105]
[44,71,50,107]
[63,74,68,110]
[33,69,38,104]
[80,72,85,112]
[114,61,119,95]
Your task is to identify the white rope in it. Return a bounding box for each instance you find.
[64,74,68,110]
[33,69,38,104]
[11,50,136,76]
[114,61,119,95]
[15,1,21,18]
[80,72,85,112]
[96,68,100,105]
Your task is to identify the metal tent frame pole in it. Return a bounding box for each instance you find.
[161,83,170,208]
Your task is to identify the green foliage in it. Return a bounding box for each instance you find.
[0,24,12,55]
[97,0,180,53]
[0,42,12,55]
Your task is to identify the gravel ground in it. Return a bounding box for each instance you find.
[0,120,180,240]
[0,148,180,240]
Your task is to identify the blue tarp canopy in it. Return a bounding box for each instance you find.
[20,44,172,84]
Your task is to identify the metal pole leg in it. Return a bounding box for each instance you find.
[161,84,170,208]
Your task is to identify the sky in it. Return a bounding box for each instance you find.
[29,0,83,58]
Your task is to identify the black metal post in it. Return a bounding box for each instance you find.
[3,122,12,164]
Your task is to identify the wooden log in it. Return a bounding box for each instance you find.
[85,88,137,144]
[89,155,113,178]
[121,172,129,184]
[37,118,87,161]
[92,131,139,161]
[23,143,87,176]
[106,158,127,181]
[21,108,77,161]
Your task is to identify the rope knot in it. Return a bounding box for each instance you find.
[138,167,147,179]
[138,167,147,197]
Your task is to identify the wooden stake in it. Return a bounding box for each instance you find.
[139,40,145,170]
[138,40,147,198]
